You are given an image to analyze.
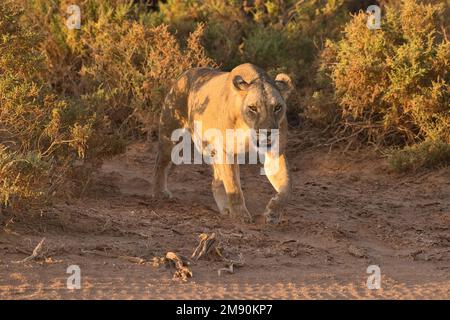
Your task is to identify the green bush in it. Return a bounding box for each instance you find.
[319,0,449,146]
[388,139,450,172]
[0,2,93,208]
[24,0,215,133]
[1,0,216,210]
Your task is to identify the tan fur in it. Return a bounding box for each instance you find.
[153,63,293,224]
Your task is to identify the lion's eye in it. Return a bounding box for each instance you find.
[247,105,258,113]
[274,104,283,113]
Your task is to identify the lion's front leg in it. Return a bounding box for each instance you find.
[263,152,291,224]
[215,162,253,223]
[211,164,230,215]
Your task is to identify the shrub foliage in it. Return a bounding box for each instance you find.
[319,0,449,147]
[0,0,215,209]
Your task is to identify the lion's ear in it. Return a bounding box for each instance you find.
[232,75,251,92]
[275,73,293,100]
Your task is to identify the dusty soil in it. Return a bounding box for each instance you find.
[0,135,449,299]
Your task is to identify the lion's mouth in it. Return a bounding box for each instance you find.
[256,138,272,148]
[253,133,274,149]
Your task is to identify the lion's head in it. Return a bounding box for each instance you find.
[230,63,293,147]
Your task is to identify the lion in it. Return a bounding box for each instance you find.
[152,63,293,224]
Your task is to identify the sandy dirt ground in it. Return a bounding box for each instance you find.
[0,135,449,299]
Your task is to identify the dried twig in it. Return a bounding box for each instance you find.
[118,255,146,264]
[191,233,216,261]
[164,251,193,282]
[80,249,112,257]
[217,253,245,276]
[13,238,45,263]
[218,264,235,276]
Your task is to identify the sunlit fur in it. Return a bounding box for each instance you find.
[153,63,293,224]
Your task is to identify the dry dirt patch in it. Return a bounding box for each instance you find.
[0,140,449,299]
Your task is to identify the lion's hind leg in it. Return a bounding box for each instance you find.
[152,79,189,199]
[152,134,173,199]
